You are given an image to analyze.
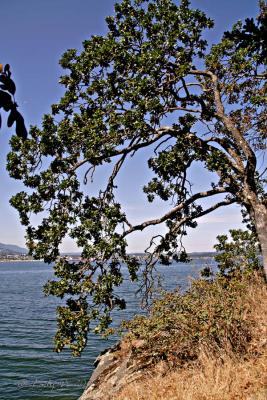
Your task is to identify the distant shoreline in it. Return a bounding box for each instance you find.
[0,259,42,263]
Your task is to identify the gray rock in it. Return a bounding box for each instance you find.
[79,339,146,400]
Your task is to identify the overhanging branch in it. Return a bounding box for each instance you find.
[123,187,230,237]
[169,197,236,237]
[71,126,175,172]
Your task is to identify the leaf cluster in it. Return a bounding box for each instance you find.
[0,64,27,139]
[213,229,262,277]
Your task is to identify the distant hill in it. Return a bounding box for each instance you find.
[0,242,27,255]
[129,252,216,259]
[189,252,216,258]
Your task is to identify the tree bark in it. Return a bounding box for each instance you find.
[253,202,267,277]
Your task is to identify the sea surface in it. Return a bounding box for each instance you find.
[0,259,214,400]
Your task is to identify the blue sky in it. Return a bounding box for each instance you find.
[0,0,259,252]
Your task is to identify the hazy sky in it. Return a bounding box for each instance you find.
[0,0,259,252]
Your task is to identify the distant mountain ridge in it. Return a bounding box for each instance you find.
[64,251,216,258]
[0,244,216,257]
[129,252,216,259]
[189,252,216,258]
[0,242,27,255]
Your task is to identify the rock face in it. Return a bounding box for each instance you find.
[78,339,146,400]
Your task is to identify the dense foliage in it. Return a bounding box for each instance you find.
[201,228,262,278]
[6,0,267,355]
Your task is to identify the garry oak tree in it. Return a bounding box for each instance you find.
[7,0,266,355]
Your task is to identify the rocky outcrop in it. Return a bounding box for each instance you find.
[79,339,148,400]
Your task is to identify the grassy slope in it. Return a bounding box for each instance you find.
[114,274,267,400]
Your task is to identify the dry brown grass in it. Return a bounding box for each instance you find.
[115,353,267,400]
[114,275,267,400]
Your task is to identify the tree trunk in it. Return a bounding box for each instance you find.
[253,202,267,277]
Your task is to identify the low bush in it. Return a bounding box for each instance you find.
[123,272,264,367]
[116,272,267,399]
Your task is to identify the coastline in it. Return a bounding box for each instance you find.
[0,259,42,263]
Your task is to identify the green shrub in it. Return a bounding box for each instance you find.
[123,230,264,368]
[201,229,262,280]
[214,229,262,277]
[123,273,260,367]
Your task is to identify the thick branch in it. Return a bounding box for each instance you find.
[123,187,230,237]
[187,68,258,194]
[169,198,236,236]
[188,69,257,169]
[207,137,244,173]
[176,82,204,93]
[132,198,236,269]
[166,106,201,114]
[183,132,243,176]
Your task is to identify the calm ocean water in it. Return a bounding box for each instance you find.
[0,259,213,400]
